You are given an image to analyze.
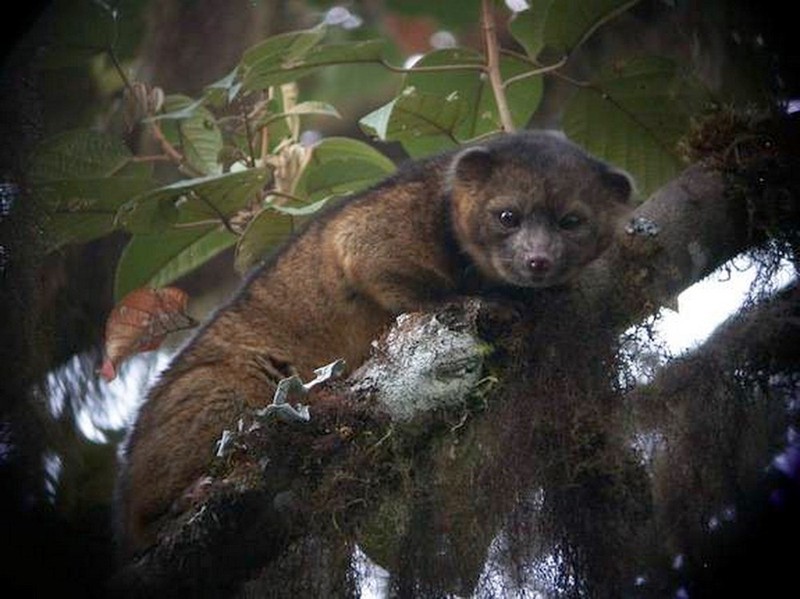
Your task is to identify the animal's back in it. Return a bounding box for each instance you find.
[116,154,455,553]
[115,130,634,554]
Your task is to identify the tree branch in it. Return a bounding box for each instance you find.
[581,164,736,321]
[502,55,569,88]
[113,116,799,597]
[481,0,516,133]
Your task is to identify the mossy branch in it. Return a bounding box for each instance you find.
[113,117,800,592]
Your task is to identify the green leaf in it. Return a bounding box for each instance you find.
[295,137,395,203]
[508,1,556,60]
[238,25,328,91]
[563,56,708,197]
[283,101,342,120]
[259,100,342,145]
[34,177,154,212]
[543,0,640,56]
[301,39,385,65]
[114,226,237,300]
[38,0,143,69]
[35,176,156,250]
[161,95,223,175]
[28,130,133,183]
[360,48,543,157]
[234,209,294,274]
[149,96,206,121]
[269,197,331,216]
[119,168,270,234]
[360,90,466,157]
[43,212,117,251]
[241,38,385,91]
[303,137,396,171]
[205,68,241,104]
[241,25,328,68]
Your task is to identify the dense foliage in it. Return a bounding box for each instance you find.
[28,0,710,301]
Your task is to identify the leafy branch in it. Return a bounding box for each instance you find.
[29,1,708,299]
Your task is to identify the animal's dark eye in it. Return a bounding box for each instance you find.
[498,209,520,228]
[559,213,583,230]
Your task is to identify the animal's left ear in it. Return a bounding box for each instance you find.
[602,167,635,203]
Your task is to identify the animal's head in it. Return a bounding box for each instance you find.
[447,131,633,288]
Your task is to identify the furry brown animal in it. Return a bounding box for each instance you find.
[116,131,633,554]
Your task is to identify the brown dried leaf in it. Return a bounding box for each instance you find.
[100,286,197,381]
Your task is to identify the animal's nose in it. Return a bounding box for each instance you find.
[528,256,552,274]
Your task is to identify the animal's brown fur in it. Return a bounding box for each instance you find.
[116,131,633,554]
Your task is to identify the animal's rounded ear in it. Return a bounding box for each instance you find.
[602,167,635,203]
[450,146,495,186]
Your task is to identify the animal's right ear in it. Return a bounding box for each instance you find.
[449,146,495,187]
[602,167,636,204]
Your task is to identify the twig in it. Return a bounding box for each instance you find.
[481,0,516,133]
[99,3,135,96]
[150,121,186,165]
[502,55,569,88]
[242,105,257,167]
[260,125,270,163]
[107,47,134,94]
[369,427,394,452]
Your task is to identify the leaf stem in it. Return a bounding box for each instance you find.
[149,121,186,164]
[148,121,208,178]
[242,106,258,167]
[481,0,515,133]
